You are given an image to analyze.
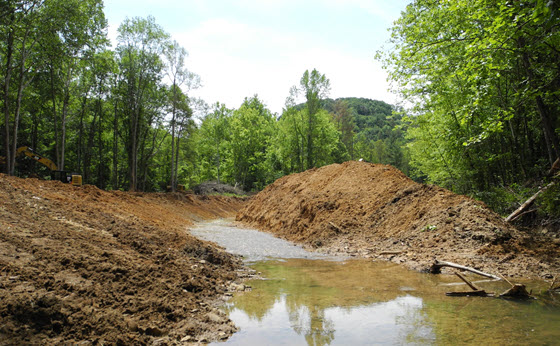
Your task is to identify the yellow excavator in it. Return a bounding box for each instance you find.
[0,146,82,186]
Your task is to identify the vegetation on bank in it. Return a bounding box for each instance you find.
[379,0,560,219]
[1,0,559,220]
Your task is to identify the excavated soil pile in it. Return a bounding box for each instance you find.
[238,161,560,279]
[0,174,248,344]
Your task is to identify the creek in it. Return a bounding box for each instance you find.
[190,219,560,345]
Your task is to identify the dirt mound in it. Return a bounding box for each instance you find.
[237,161,560,279]
[0,174,247,344]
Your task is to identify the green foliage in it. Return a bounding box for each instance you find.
[228,96,276,190]
[196,103,232,184]
[380,0,560,212]
[540,182,560,218]
[472,184,533,217]
[1,5,409,196]
[273,107,345,175]
[322,97,409,175]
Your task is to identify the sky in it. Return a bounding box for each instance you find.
[103,0,409,115]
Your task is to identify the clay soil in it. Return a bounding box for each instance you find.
[0,174,248,345]
[237,161,560,280]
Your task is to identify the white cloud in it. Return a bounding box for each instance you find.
[103,0,403,114]
[177,17,394,115]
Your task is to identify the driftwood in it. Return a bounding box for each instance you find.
[445,270,534,299]
[455,272,479,291]
[508,208,538,222]
[430,260,501,280]
[500,284,531,299]
[496,272,533,299]
[446,290,494,297]
[505,181,555,222]
[379,251,404,256]
[446,272,495,297]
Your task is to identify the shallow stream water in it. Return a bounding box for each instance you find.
[190,219,560,345]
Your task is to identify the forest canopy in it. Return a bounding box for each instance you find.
[2,0,559,219]
[0,1,403,193]
[379,0,560,216]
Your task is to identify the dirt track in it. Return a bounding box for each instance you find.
[0,174,247,344]
[237,161,560,279]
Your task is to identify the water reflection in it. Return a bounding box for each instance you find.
[221,260,437,345]
[218,259,560,346]
[191,221,560,345]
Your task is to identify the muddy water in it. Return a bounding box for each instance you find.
[190,220,560,345]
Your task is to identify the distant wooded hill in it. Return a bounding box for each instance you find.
[321,97,409,175]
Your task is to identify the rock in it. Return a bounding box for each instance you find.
[126,319,138,332]
[144,326,164,336]
[207,312,224,323]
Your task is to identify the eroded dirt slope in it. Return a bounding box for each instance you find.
[237,161,560,279]
[0,174,247,344]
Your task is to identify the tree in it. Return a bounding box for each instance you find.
[285,69,331,171]
[116,16,169,191]
[229,95,275,190]
[41,0,107,171]
[1,0,44,175]
[380,0,560,195]
[197,103,231,183]
[273,106,344,175]
[163,39,199,192]
[331,99,355,159]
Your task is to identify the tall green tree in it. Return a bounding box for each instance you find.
[228,95,275,190]
[274,107,344,175]
[285,69,332,171]
[116,16,169,191]
[163,39,199,192]
[331,99,355,159]
[41,0,106,171]
[1,0,44,175]
[302,69,330,169]
[380,0,560,195]
[197,103,232,183]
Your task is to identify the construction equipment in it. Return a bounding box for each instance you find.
[10,147,82,186]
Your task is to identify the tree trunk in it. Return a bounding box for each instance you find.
[112,92,118,189]
[9,47,29,176]
[77,95,87,171]
[59,64,73,171]
[3,27,14,174]
[97,97,105,188]
[174,132,180,188]
[50,66,60,170]
[170,82,177,192]
[129,108,138,191]
[84,105,98,183]
[519,39,560,160]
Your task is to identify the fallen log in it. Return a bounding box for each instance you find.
[446,272,495,297]
[378,251,404,256]
[455,272,479,291]
[446,290,494,297]
[505,181,555,223]
[430,260,501,280]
